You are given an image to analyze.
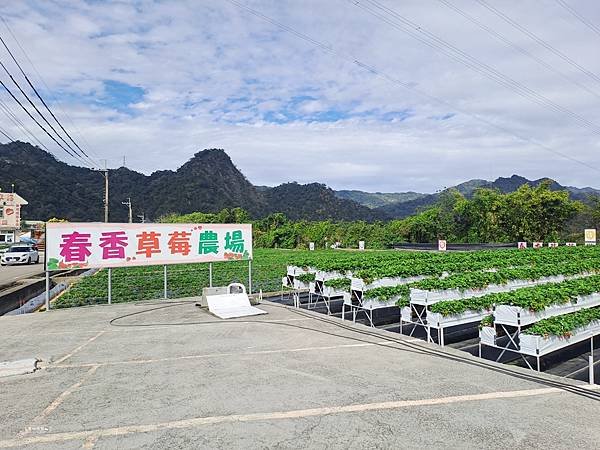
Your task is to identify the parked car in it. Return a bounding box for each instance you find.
[0,245,40,266]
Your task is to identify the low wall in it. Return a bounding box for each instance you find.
[0,278,50,316]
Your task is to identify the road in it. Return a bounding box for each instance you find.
[0,254,44,287]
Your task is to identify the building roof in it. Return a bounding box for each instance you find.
[0,192,28,205]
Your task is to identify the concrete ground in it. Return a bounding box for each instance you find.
[0,299,599,449]
[0,257,44,287]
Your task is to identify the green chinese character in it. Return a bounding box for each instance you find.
[225,230,244,253]
[199,230,219,254]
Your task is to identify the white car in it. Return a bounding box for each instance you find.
[0,245,40,266]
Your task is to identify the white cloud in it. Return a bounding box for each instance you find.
[0,0,598,193]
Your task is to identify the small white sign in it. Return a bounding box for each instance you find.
[438,239,447,251]
[309,242,315,251]
[548,242,559,248]
[566,242,577,247]
[518,242,527,249]
[585,229,597,244]
[358,241,365,251]
[533,242,543,249]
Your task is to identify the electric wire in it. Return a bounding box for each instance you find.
[0,123,13,141]
[437,0,600,100]
[0,15,103,166]
[107,301,600,401]
[352,0,600,135]
[0,76,91,165]
[0,96,53,152]
[555,0,600,39]
[0,32,95,164]
[224,0,600,174]
[475,0,600,86]
[0,59,92,167]
[4,157,105,214]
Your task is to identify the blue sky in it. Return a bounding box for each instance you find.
[0,0,599,192]
[96,80,145,114]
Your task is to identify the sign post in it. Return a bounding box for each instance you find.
[45,271,50,311]
[163,265,168,299]
[438,240,447,252]
[107,268,112,304]
[518,242,527,250]
[359,241,365,251]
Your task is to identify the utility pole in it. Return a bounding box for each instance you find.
[122,197,132,223]
[95,160,109,223]
[137,212,145,223]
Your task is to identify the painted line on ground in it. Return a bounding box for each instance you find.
[17,365,99,439]
[54,331,106,365]
[52,342,380,369]
[2,385,597,448]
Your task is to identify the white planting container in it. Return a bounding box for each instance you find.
[286,265,307,277]
[479,326,496,346]
[311,282,347,298]
[519,320,600,356]
[409,274,584,306]
[494,293,600,327]
[292,278,310,290]
[400,306,412,320]
[427,308,493,328]
[315,270,350,282]
[351,275,425,292]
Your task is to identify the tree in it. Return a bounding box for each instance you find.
[501,182,581,241]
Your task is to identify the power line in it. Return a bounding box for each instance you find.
[0,15,102,165]
[437,0,600,101]
[352,0,600,136]
[0,58,91,166]
[0,33,95,164]
[223,0,600,174]
[475,0,600,86]
[0,96,53,152]
[555,0,600,39]
[0,124,14,141]
[0,76,92,165]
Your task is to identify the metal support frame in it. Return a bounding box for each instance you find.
[590,337,595,385]
[399,303,457,346]
[307,285,337,315]
[209,262,213,287]
[343,296,376,327]
[248,259,252,295]
[479,323,536,371]
[163,265,168,299]
[402,303,435,343]
[45,271,50,311]
[107,267,112,305]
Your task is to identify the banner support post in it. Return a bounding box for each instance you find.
[209,262,213,287]
[107,268,112,305]
[248,259,252,295]
[163,265,168,299]
[45,271,50,311]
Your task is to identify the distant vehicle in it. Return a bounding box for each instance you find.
[0,245,40,266]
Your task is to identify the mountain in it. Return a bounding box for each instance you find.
[334,190,426,208]
[0,142,382,222]
[262,183,384,221]
[374,175,600,218]
[2,142,597,222]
